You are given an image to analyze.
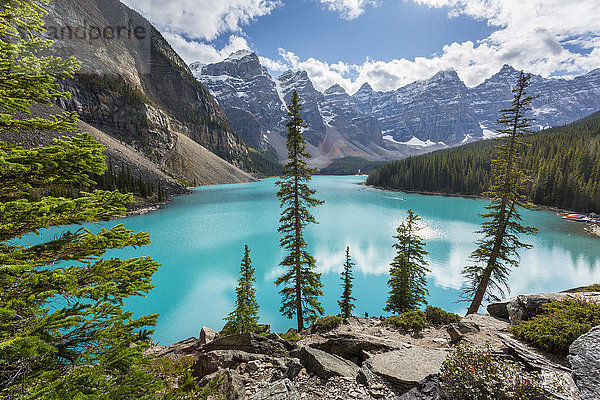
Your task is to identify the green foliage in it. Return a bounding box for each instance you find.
[440,343,548,400]
[577,284,600,292]
[384,210,430,314]
[313,316,343,333]
[367,115,600,215]
[222,245,260,335]
[275,90,324,331]
[248,148,283,177]
[511,299,600,354]
[338,246,356,318]
[381,311,427,334]
[0,0,80,132]
[319,156,386,175]
[0,1,163,397]
[425,306,461,325]
[463,72,539,315]
[279,331,303,343]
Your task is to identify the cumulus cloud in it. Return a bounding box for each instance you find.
[318,0,378,20]
[263,0,600,94]
[163,33,251,64]
[121,0,279,41]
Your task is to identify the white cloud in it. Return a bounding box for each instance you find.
[163,33,251,64]
[264,0,600,94]
[318,0,378,20]
[122,0,280,41]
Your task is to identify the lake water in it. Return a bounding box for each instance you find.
[28,176,600,345]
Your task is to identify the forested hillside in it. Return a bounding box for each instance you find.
[367,111,600,213]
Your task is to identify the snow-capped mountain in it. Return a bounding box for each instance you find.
[193,51,600,166]
[353,69,481,144]
[276,70,327,146]
[471,65,600,131]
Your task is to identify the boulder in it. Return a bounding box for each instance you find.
[569,325,600,400]
[446,321,480,343]
[506,293,568,324]
[310,331,405,363]
[143,337,202,358]
[249,378,300,400]
[193,349,265,378]
[398,374,443,400]
[199,326,217,345]
[291,346,360,380]
[356,365,377,388]
[486,300,510,320]
[203,332,295,356]
[365,347,448,393]
[199,368,246,400]
[488,293,600,325]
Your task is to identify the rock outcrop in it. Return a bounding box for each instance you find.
[364,348,448,392]
[291,346,360,380]
[569,326,600,400]
[147,293,596,400]
[488,292,600,324]
[42,0,254,185]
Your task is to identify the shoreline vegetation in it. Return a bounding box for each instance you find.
[365,183,600,239]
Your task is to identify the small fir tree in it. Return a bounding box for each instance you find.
[223,245,260,335]
[338,246,356,318]
[463,72,538,315]
[384,210,430,314]
[275,90,324,331]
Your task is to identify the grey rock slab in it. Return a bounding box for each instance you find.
[398,374,443,400]
[193,349,265,378]
[365,347,448,393]
[569,325,600,400]
[249,378,301,400]
[291,346,360,380]
[199,326,217,345]
[203,332,294,356]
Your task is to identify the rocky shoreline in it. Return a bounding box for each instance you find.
[146,291,600,399]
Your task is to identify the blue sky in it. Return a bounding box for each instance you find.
[121,0,600,94]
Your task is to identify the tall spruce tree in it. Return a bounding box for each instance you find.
[338,246,356,318]
[223,245,260,334]
[275,90,324,331]
[0,1,163,397]
[463,72,538,315]
[384,210,430,314]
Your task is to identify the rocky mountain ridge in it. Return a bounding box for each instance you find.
[42,0,256,187]
[195,51,600,166]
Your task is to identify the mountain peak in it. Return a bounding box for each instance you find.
[324,83,347,95]
[226,49,256,61]
[358,82,373,92]
[431,69,460,81]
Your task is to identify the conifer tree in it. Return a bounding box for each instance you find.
[338,246,356,318]
[463,72,538,315]
[384,210,430,314]
[0,1,162,396]
[223,245,260,335]
[275,90,324,331]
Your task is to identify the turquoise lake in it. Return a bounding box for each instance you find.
[28,176,600,345]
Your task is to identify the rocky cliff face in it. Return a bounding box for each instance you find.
[471,65,600,131]
[43,0,251,180]
[321,84,383,146]
[276,70,327,146]
[354,70,481,144]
